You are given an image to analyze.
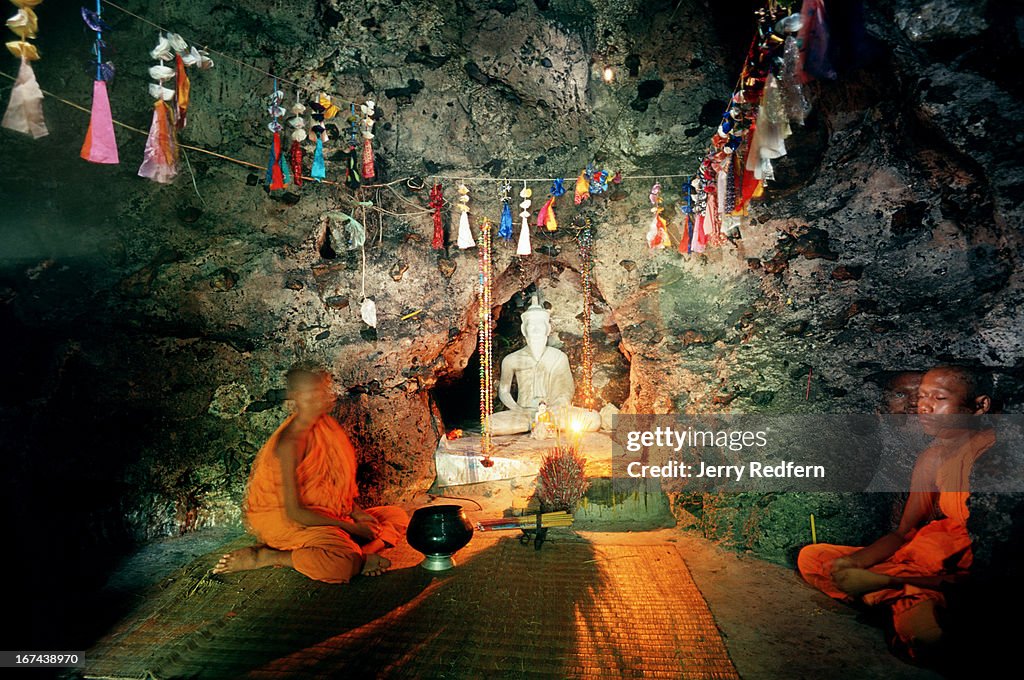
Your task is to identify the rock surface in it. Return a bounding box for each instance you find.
[2,0,1022,580]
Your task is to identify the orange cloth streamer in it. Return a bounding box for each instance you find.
[174,53,190,128]
[573,171,590,205]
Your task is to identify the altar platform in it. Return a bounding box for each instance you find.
[431,431,674,530]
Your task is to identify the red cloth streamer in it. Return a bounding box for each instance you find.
[648,212,669,249]
[268,131,285,190]
[536,196,558,231]
[174,53,190,129]
[678,214,691,254]
[692,214,707,252]
[429,183,444,249]
[361,137,375,180]
[289,140,304,187]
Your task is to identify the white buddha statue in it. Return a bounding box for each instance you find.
[490,295,602,436]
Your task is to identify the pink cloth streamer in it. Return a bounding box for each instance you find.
[80,80,119,164]
[138,101,178,184]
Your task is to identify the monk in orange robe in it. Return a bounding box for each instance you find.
[798,366,995,656]
[213,366,408,583]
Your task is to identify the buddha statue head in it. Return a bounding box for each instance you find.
[520,294,551,357]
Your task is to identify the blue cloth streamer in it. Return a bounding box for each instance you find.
[265,142,276,185]
[311,138,326,182]
[550,178,566,197]
[279,150,292,185]
[498,202,514,240]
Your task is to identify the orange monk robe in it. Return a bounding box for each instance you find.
[799,429,996,646]
[245,414,408,583]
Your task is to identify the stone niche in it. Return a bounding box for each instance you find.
[432,257,632,434]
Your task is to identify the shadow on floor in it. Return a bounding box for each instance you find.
[81,534,737,679]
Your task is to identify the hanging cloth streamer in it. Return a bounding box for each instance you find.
[646,182,670,249]
[456,182,475,249]
[311,136,325,181]
[80,1,118,164]
[536,195,558,232]
[81,79,118,163]
[516,184,532,255]
[174,52,190,128]
[573,170,590,205]
[678,178,692,255]
[2,57,47,138]
[360,99,375,180]
[429,183,445,249]
[138,99,178,183]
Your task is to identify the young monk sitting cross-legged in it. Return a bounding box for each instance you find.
[213,365,408,582]
[798,365,996,658]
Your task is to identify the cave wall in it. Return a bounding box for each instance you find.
[2,0,1022,584]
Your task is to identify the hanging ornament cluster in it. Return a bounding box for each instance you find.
[646,182,671,249]
[2,0,47,139]
[287,96,305,186]
[456,183,475,249]
[477,216,494,466]
[307,94,332,183]
[360,99,375,181]
[576,216,595,410]
[497,180,514,241]
[342,102,361,190]
[429,183,444,249]
[587,163,609,195]
[138,33,192,183]
[678,177,706,254]
[80,2,118,164]
[685,0,819,252]
[264,85,291,191]
[516,183,532,255]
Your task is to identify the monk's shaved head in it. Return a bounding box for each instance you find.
[286,364,329,391]
[927,365,993,404]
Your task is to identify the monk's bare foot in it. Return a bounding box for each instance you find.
[834,567,893,597]
[362,553,391,576]
[213,545,290,574]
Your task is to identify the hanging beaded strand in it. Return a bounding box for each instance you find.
[577,216,595,410]
[478,217,495,465]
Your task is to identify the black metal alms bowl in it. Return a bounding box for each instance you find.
[406,504,474,571]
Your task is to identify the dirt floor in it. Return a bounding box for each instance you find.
[86,521,943,679]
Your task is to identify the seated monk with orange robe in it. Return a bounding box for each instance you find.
[214,366,408,583]
[798,366,995,656]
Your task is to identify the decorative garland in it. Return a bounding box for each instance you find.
[477,216,494,465]
[576,216,595,410]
